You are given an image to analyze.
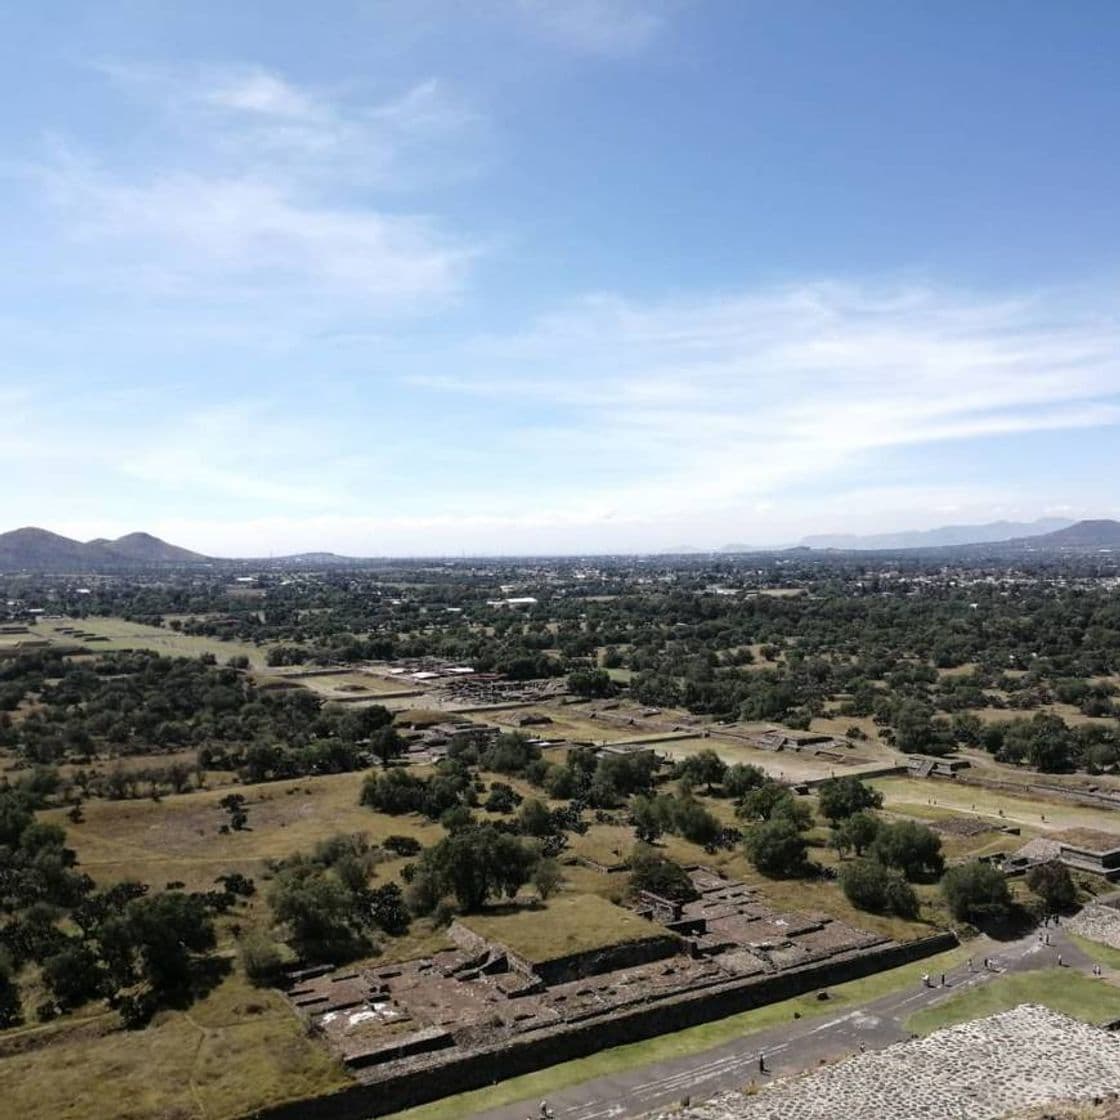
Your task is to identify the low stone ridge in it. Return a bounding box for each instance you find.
[645,1005,1120,1120]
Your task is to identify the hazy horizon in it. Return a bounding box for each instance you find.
[3,513,1095,559]
[4,2,1120,555]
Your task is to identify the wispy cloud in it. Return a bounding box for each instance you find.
[513,0,668,56]
[30,65,482,315]
[404,281,1120,526]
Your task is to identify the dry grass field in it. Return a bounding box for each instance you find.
[659,735,897,783]
[0,971,349,1120]
[33,617,270,667]
[872,776,1120,836]
[39,771,444,892]
[460,894,661,963]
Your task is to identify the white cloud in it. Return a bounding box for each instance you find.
[30,65,481,314]
[514,0,667,55]
[203,68,323,120]
[404,281,1120,529]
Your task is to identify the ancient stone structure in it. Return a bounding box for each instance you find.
[276,870,952,1119]
[1068,896,1120,949]
[647,1006,1120,1120]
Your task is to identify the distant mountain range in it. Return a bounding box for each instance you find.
[3,518,1120,571]
[0,528,205,570]
[1017,519,1120,549]
[799,518,1074,551]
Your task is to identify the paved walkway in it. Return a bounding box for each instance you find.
[470,927,1093,1120]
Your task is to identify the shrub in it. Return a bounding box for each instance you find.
[628,845,698,902]
[383,835,422,857]
[239,929,285,985]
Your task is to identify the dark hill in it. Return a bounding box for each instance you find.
[1018,519,1120,549]
[101,532,205,563]
[0,528,207,570]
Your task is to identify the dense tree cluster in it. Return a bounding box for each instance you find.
[267,833,408,963]
[0,777,227,1028]
[0,651,402,784]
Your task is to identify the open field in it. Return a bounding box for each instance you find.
[873,776,1120,836]
[659,734,899,783]
[32,616,271,667]
[460,894,663,963]
[280,670,423,699]
[39,771,444,892]
[488,706,644,743]
[0,971,349,1120]
[904,968,1120,1033]
[966,703,1117,730]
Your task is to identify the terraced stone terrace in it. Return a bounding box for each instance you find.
[285,871,902,1082]
[647,1006,1120,1120]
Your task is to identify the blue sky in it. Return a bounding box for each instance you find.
[3,0,1119,555]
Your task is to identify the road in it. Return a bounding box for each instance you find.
[469,927,1091,1120]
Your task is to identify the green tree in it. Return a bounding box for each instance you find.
[869,820,944,881]
[416,826,538,912]
[268,866,368,963]
[724,763,767,798]
[673,749,727,794]
[566,669,616,698]
[518,798,555,839]
[238,929,284,985]
[369,725,405,769]
[627,845,698,902]
[630,794,670,844]
[670,793,721,847]
[122,892,217,992]
[817,777,883,823]
[41,942,104,1009]
[1026,861,1076,912]
[834,810,880,857]
[941,861,1012,924]
[839,860,918,918]
[743,818,809,878]
[533,858,563,901]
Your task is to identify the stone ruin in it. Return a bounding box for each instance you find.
[285,870,894,1080]
[646,1005,1120,1120]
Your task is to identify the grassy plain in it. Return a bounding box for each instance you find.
[39,771,444,892]
[488,707,640,743]
[34,616,271,667]
[873,776,1120,836]
[904,968,1120,1034]
[659,735,896,783]
[460,894,661,963]
[0,972,349,1120]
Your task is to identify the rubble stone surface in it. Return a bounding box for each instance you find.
[646,1006,1120,1120]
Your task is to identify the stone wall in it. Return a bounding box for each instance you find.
[251,932,956,1120]
[527,934,682,985]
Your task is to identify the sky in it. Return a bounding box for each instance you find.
[3,0,1120,556]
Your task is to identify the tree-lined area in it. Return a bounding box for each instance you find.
[7,551,1119,772]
